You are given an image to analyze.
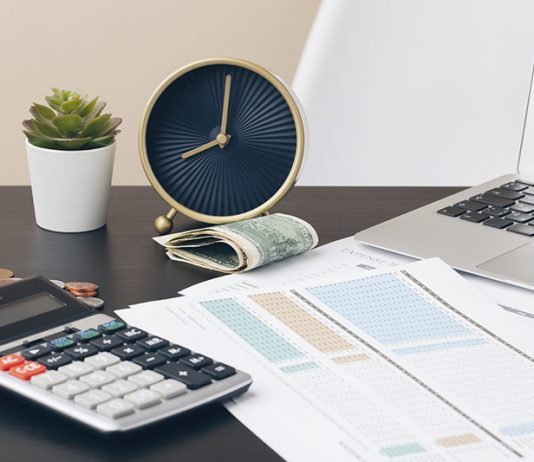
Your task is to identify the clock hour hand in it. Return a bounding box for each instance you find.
[180,139,219,159]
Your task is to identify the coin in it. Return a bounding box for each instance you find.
[71,290,98,298]
[0,278,22,287]
[0,268,14,279]
[65,282,99,292]
[77,297,105,309]
[50,279,65,289]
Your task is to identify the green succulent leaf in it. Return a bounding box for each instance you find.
[101,117,122,135]
[50,137,92,150]
[23,130,57,149]
[32,119,63,138]
[32,103,56,120]
[22,120,34,132]
[46,96,63,112]
[84,101,106,121]
[85,134,116,149]
[51,88,63,97]
[80,113,111,137]
[79,97,98,117]
[60,98,83,113]
[52,114,82,133]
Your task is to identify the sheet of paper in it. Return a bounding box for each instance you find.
[117,259,534,462]
[180,237,534,317]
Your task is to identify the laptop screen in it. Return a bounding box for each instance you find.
[518,63,534,179]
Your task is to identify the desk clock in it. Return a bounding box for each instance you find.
[139,58,306,234]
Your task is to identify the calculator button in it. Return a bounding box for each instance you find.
[10,361,47,381]
[80,370,116,388]
[90,335,123,351]
[102,379,138,397]
[158,344,190,360]
[85,352,120,369]
[0,354,25,371]
[64,344,98,360]
[20,343,52,360]
[53,380,90,399]
[112,344,145,360]
[202,363,236,380]
[137,336,169,351]
[31,370,67,390]
[106,361,142,379]
[96,398,135,419]
[155,363,211,389]
[97,320,126,334]
[75,329,102,343]
[50,336,76,351]
[128,370,164,388]
[181,354,213,369]
[124,388,161,409]
[38,353,72,370]
[74,389,112,410]
[133,353,167,369]
[116,327,147,343]
[58,361,94,379]
[150,380,187,399]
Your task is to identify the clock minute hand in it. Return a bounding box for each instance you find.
[181,139,219,159]
[219,74,232,139]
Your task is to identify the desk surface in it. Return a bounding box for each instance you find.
[0,185,460,462]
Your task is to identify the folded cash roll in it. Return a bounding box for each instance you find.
[153,214,318,273]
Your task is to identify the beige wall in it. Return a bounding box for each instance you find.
[0,0,320,185]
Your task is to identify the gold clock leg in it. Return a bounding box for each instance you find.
[154,208,177,235]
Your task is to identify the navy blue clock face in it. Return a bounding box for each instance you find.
[145,63,298,217]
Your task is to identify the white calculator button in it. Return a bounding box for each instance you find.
[74,389,112,409]
[96,398,135,419]
[124,388,161,409]
[80,370,115,388]
[150,380,187,399]
[128,370,164,388]
[106,361,142,379]
[59,361,94,379]
[53,380,90,399]
[31,370,67,390]
[101,379,138,397]
[85,352,120,369]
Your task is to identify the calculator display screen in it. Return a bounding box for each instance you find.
[0,293,65,328]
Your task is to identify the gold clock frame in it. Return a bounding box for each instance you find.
[139,57,305,233]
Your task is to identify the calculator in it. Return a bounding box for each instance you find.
[0,277,252,432]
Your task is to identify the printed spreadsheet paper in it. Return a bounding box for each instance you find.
[118,258,534,461]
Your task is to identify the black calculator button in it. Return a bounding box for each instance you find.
[116,327,147,343]
[155,363,211,389]
[75,329,101,343]
[500,182,529,192]
[507,212,534,223]
[112,344,145,360]
[20,343,52,360]
[454,200,487,212]
[485,207,510,217]
[470,194,515,208]
[64,344,98,360]
[38,353,72,370]
[510,202,534,214]
[97,320,126,334]
[483,218,514,229]
[460,212,490,223]
[158,344,190,360]
[437,206,466,217]
[133,353,167,369]
[486,188,524,201]
[136,336,169,351]
[202,363,236,380]
[50,336,76,351]
[90,335,123,351]
[181,354,213,370]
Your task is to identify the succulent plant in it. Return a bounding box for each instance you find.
[23,88,121,150]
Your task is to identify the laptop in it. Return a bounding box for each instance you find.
[355,65,534,291]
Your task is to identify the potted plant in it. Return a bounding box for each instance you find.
[23,88,122,232]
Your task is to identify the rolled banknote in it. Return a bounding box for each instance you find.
[153,213,318,273]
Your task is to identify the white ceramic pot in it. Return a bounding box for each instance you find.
[26,139,115,232]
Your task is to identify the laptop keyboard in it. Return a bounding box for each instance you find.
[437,180,534,237]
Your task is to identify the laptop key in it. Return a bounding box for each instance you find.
[506,212,534,223]
[454,200,487,212]
[500,182,529,192]
[507,224,534,236]
[485,207,510,217]
[522,186,534,196]
[487,188,524,201]
[437,206,466,217]
[460,212,490,223]
[483,218,514,229]
[516,180,534,186]
[518,196,534,206]
[510,203,534,214]
[470,194,515,208]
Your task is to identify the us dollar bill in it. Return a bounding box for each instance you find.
[153,213,319,273]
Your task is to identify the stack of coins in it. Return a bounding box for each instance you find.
[0,268,104,310]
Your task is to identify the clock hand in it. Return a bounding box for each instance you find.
[218,74,232,144]
[181,139,219,159]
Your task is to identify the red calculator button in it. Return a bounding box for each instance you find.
[0,354,25,371]
[9,361,47,380]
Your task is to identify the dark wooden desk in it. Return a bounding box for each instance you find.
[0,186,460,461]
